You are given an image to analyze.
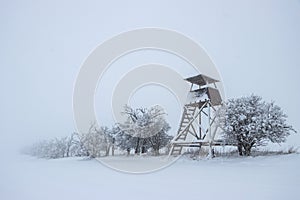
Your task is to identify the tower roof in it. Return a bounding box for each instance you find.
[185,74,219,86]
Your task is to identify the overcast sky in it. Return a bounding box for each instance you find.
[1,0,300,152]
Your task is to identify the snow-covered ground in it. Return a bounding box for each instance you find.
[1,153,300,200]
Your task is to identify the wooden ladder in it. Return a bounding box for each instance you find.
[169,105,197,156]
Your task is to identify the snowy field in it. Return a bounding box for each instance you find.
[1,153,300,200]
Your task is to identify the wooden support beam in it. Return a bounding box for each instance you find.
[173,102,207,141]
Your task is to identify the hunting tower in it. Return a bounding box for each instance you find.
[169,74,223,156]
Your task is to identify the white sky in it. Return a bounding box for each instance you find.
[1,0,300,152]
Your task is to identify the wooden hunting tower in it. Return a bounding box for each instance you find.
[169,74,223,156]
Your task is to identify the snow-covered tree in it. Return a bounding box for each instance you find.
[81,124,110,158]
[120,105,166,138]
[27,136,74,159]
[147,121,172,155]
[217,95,296,156]
[112,125,138,155]
[26,125,112,158]
[71,132,90,157]
[25,105,172,158]
[116,105,172,155]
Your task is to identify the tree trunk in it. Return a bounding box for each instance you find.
[141,146,146,154]
[134,146,140,154]
[237,143,243,156]
[112,138,115,156]
[141,139,147,154]
[135,138,140,154]
[243,144,252,156]
[105,146,110,156]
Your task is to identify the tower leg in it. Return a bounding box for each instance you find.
[207,143,213,159]
[207,101,214,159]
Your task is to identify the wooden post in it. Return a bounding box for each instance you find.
[208,101,211,141]
[198,108,202,153]
[208,101,213,158]
[199,109,201,139]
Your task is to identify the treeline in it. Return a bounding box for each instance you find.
[25,105,172,159]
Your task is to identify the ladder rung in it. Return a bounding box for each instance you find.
[172,149,181,153]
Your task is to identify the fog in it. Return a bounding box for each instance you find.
[1,0,300,154]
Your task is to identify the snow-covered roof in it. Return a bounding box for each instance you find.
[185,74,219,86]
